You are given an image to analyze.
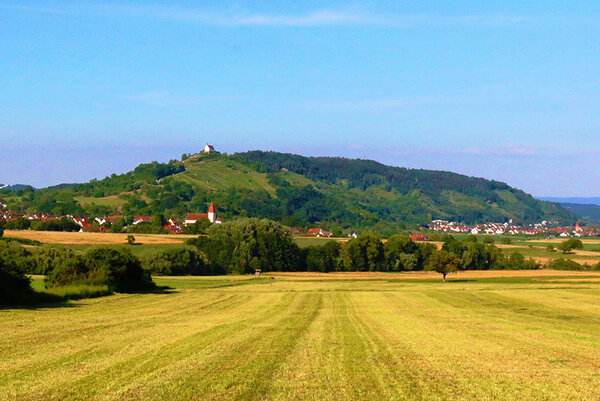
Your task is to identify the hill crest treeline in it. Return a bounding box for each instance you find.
[0,150,575,233]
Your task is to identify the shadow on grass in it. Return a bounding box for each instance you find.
[0,292,74,310]
[1,285,177,310]
[130,285,177,295]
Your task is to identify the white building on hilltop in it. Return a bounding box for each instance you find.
[203,144,215,154]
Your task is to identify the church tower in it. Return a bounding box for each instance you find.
[208,202,216,223]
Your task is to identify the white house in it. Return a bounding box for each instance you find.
[203,144,215,154]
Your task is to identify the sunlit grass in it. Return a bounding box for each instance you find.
[2,273,600,400]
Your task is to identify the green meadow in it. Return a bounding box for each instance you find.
[2,274,600,400]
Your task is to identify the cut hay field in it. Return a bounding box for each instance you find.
[3,230,196,245]
[2,273,600,400]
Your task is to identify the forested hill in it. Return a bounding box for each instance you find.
[0,150,575,232]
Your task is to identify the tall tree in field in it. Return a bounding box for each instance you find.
[558,238,583,254]
[426,250,461,282]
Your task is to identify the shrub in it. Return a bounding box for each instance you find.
[0,241,36,274]
[43,284,112,300]
[30,217,80,232]
[84,248,155,292]
[33,245,79,275]
[502,252,540,270]
[546,258,591,271]
[482,236,495,244]
[142,248,211,275]
[0,253,34,305]
[46,247,155,292]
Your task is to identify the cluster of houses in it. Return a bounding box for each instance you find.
[0,202,223,234]
[429,220,597,237]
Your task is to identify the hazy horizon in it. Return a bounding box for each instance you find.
[2,1,599,197]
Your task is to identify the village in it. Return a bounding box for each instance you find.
[429,219,598,237]
[0,195,596,238]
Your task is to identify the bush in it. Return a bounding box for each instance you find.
[30,217,80,232]
[502,252,541,270]
[46,247,155,292]
[84,248,155,292]
[0,241,36,274]
[3,217,31,230]
[482,235,495,244]
[546,258,595,271]
[142,248,212,275]
[43,284,112,300]
[0,253,34,305]
[32,245,79,275]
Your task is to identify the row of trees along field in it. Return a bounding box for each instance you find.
[179,219,553,275]
[2,219,599,305]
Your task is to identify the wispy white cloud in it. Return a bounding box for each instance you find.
[2,3,592,28]
[124,90,233,107]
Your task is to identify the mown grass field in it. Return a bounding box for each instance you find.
[2,272,600,400]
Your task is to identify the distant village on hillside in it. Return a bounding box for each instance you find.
[0,142,597,238]
[0,195,596,238]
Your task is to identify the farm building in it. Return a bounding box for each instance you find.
[409,234,428,242]
[307,228,332,238]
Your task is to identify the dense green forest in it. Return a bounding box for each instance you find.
[0,150,575,233]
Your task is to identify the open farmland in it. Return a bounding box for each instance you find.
[2,230,196,245]
[2,272,600,400]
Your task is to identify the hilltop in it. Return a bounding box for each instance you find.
[0,150,575,232]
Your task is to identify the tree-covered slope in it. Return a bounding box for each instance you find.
[0,150,575,231]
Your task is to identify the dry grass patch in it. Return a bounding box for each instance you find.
[2,278,600,400]
[269,270,600,281]
[3,230,196,245]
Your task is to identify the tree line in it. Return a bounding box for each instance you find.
[0,239,155,306]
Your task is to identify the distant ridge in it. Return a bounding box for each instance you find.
[1,150,576,229]
[538,197,600,206]
[0,184,32,191]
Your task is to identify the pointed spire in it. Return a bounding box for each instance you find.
[208,202,215,213]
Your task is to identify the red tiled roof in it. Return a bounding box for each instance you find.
[185,213,209,221]
[107,215,123,223]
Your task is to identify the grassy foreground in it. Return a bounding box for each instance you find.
[2,273,600,400]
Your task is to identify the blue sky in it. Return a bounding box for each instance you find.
[1,1,598,196]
